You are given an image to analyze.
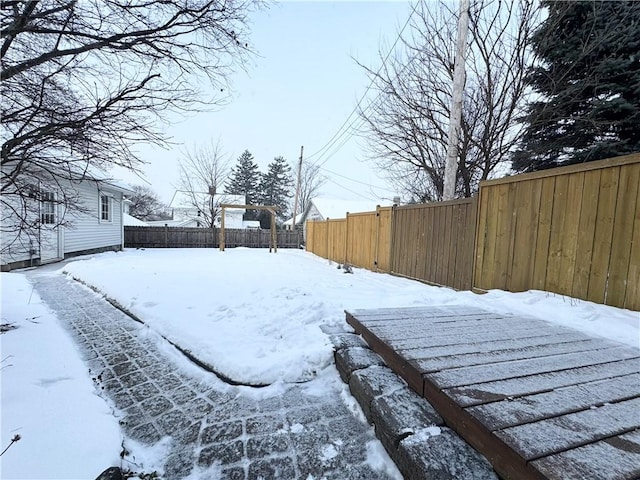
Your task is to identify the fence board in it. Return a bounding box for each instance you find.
[586,167,619,303]
[626,194,640,309]
[546,174,569,294]
[572,170,601,298]
[376,207,393,272]
[532,177,555,291]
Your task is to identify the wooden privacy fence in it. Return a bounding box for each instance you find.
[306,153,640,311]
[475,153,639,310]
[391,199,477,290]
[306,207,392,271]
[125,226,301,249]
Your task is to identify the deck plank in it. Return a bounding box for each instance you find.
[367,316,549,338]
[495,397,640,460]
[530,430,640,480]
[413,338,616,373]
[396,331,590,358]
[445,358,640,407]
[467,373,640,430]
[428,346,639,388]
[387,325,564,351]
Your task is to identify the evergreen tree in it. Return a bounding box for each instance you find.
[226,150,261,220]
[258,156,293,227]
[513,1,640,172]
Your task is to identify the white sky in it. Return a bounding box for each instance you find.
[116,1,414,205]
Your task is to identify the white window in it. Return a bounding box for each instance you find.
[41,191,55,224]
[100,194,112,222]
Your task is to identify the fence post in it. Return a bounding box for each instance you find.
[164,224,168,248]
[390,204,397,273]
[374,206,381,271]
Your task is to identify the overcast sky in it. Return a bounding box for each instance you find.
[116,1,413,205]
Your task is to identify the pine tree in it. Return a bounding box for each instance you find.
[513,1,640,172]
[258,156,293,226]
[226,150,261,220]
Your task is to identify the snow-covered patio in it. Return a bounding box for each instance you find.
[1,248,638,479]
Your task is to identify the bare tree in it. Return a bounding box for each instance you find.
[128,185,170,221]
[357,0,540,201]
[1,0,259,246]
[176,140,231,228]
[290,161,326,221]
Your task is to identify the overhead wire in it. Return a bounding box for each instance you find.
[306,0,420,169]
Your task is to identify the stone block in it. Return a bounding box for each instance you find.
[348,366,407,421]
[397,427,498,480]
[371,386,444,454]
[334,347,384,383]
[329,332,368,351]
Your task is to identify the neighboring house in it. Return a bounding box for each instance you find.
[285,197,394,231]
[168,191,247,229]
[1,177,132,271]
[123,213,148,227]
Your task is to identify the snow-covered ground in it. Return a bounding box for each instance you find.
[0,274,121,479]
[61,248,639,386]
[1,248,638,479]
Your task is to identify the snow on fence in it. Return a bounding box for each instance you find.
[306,153,640,311]
[124,226,301,249]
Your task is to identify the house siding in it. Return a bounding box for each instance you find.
[0,214,36,265]
[64,181,124,254]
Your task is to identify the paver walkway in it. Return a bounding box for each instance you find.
[28,270,396,480]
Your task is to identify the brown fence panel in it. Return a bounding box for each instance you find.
[375,207,393,272]
[346,211,378,269]
[474,153,640,310]
[390,198,476,290]
[327,219,347,264]
[125,226,300,249]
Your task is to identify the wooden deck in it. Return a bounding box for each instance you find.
[346,306,640,480]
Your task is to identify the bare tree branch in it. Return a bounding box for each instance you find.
[1,0,260,248]
[176,139,231,228]
[357,0,541,201]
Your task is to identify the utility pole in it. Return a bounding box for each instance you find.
[443,0,470,201]
[291,145,304,231]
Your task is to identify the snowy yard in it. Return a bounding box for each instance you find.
[1,248,638,478]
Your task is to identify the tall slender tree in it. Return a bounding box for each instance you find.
[258,156,293,226]
[513,1,640,172]
[226,150,261,220]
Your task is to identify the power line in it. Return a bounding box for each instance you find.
[324,176,380,201]
[319,165,397,194]
[306,1,420,167]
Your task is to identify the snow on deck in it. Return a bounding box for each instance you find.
[346,306,640,480]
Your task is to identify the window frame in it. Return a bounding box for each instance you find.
[41,191,56,225]
[100,193,113,223]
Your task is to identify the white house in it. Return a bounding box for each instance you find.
[168,190,248,229]
[1,177,132,271]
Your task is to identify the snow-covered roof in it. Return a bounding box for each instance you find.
[123,213,147,226]
[310,197,392,220]
[283,213,304,226]
[169,191,245,209]
[145,218,195,227]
